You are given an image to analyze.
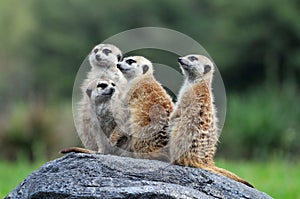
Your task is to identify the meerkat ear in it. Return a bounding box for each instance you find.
[204,64,211,74]
[86,88,92,98]
[142,64,149,74]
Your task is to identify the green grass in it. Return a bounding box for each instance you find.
[216,159,300,199]
[0,158,45,198]
[1,158,299,198]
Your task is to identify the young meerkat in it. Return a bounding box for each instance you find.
[77,43,126,150]
[117,56,174,161]
[168,54,254,188]
[61,78,130,155]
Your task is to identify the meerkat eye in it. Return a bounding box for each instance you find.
[125,59,137,65]
[111,82,116,87]
[93,48,99,54]
[188,56,198,62]
[97,82,108,89]
[117,54,122,61]
[102,48,112,55]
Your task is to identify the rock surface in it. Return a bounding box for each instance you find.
[6,153,272,199]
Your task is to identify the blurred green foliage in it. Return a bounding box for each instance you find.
[219,85,300,160]
[0,0,299,161]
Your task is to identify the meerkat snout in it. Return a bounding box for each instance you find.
[117,56,153,81]
[95,54,101,61]
[116,63,122,70]
[86,80,116,100]
[177,57,190,70]
[103,87,115,96]
[177,57,184,64]
[96,81,115,96]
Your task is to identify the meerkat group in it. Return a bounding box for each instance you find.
[61,43,254,188]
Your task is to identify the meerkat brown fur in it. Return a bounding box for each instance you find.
[168,54,254,188]
[117,56,174,161]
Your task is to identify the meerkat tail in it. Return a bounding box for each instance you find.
[204,166,254,188]
[60,147,97,154]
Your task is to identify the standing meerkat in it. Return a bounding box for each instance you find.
[168,54,254,188]
[117,56,174,161]
[78,43,126,150]
[82,43,125,91]
[62,78,130,155]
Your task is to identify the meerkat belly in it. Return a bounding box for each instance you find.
[170,87,217,165]
[129,84,172,155]
[95,104,116,137]
[129,84,172,127]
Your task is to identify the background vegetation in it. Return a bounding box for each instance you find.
[0,0,299,198]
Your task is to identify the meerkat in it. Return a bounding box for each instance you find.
[61,78,130,155]
[82,43,125,90]
[76,43,127,150]
[117,56,174,161]
[168,54,254,188]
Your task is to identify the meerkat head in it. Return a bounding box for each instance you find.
[86,79,117,104]
[89,44,122,68]
[178,54,214,83]
[116,56,153,80]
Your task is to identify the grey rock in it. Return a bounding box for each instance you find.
[6,153,272,199]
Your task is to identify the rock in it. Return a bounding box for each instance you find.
[6,153,272,199]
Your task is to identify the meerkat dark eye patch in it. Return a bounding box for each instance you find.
[111,82,116,87]
[188,56,198,62]
[204,64,211,74]
[97,83,108,89]
[142,64,149,74]
[117,54,122,61]
[125,59,136,65]
[86,88,92,98]
[102,49,112,55]
[93,48,99,54]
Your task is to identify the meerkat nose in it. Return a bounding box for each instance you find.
[105,87,115,96]
[116,63,121,69]
[178,57,185,65]
[109,87,115,94]
[95,54,101,61]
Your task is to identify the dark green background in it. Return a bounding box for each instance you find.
[0,0,299,162]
